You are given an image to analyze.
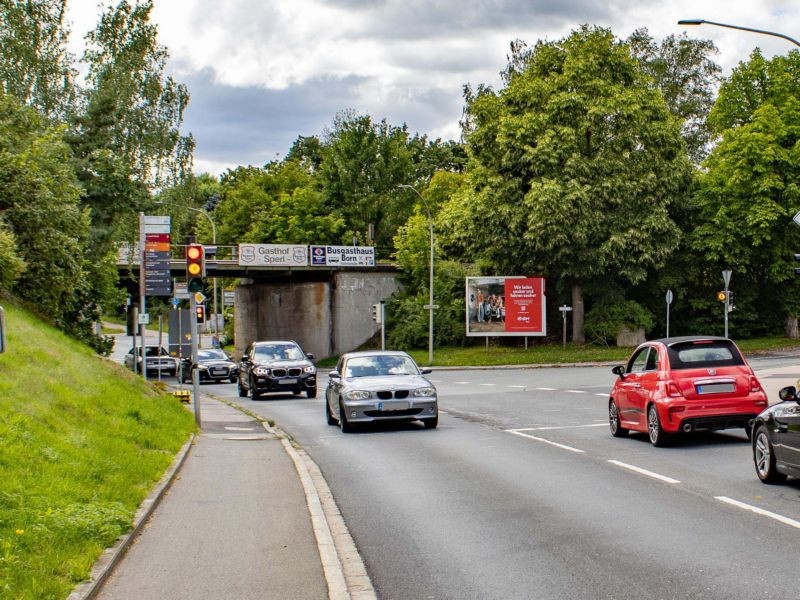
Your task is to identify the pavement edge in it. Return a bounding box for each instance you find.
[67,434,196,600]
[262,421,377,600]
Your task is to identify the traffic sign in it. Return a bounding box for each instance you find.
[194,292,206,303]
[665,290,673,305]
[172,297,180,308]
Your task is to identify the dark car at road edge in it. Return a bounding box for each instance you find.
[237,340,316,399]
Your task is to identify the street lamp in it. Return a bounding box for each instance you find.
[677,19,800,48]
[187,207,219,340]
[398,184,436,365]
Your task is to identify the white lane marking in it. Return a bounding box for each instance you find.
[455,381,471,385]
[507,430,585,453]
[608,460,681,484]
[428,379,443,383]
[479,383,496,387]
[536,387,556,391]
[565,389,587,394]
[511,423,608,432]
[595,393,609,397]
[507,385,527,388]
[715,496,800,529]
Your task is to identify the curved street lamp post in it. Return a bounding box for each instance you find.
[398,184,436,365]
[677,19,800,48]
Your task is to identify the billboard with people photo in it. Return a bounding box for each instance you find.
[465,277,546,337]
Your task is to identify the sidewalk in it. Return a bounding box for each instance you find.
[74,392,351,600]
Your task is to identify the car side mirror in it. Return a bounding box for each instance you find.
[420,368,432,374]
[612,365,626,379]
[778,386,797,402]
[306,353,315,360]
[328,371,340,379]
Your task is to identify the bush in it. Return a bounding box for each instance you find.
[584,300,654,346]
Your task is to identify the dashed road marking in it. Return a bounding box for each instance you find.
[507,385,527,388]
[512,423,608,432]
[455,381,471,385]
[536,387,556,391]
[608,460,680,484]
[715,496,800,529]
[479,383,496,387]
[507,430,585,453]
[565,390,587,394]
[595,393,608,397]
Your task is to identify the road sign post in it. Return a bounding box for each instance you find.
[559,305,573,348]
[665,289,673,338]
[722,269,732,338]
[190,294,201,427]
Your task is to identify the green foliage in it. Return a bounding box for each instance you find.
[0,301,196,598]
[0,221,25,290]
[692,49,800,328]
[584,299,654,345]
[0,0,76,120]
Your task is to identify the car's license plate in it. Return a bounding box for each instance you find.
[378,401,409,411]
[279,378,297,385]
[697,382,736,394]
[211,368,226,374]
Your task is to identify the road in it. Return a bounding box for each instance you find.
[109,334,800,598]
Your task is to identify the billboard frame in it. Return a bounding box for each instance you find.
[465,276,546,337]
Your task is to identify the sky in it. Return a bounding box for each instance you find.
[66,1,800,176]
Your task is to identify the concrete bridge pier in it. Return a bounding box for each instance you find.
[234,270,401,360]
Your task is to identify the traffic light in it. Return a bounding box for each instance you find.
[794,253,800,275]
[186,244,205,293]
[195,304,206,323]
[371,304,378,321]
[728,291,735,312]
[716,291,727,302]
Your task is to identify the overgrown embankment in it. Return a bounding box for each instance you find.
[0,301,196,599]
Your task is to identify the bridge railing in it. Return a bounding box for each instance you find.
[116,243,240,264]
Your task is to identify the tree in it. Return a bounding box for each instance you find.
[0,0,76,120]
[441,26,693,343]
[693,49,800,337]
[627,28,721,163]
[0,221,25,291]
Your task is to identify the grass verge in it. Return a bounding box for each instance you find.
[0,302,197,599]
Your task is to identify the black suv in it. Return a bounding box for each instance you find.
[238,340,316,399]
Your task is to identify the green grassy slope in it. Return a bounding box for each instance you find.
[0,301,197,599]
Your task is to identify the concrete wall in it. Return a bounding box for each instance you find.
[234,271,401,360]
[332,271,401,356]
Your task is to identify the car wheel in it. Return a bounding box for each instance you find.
[423,414,438,429]
[753,425,787,484]
[230,377,237,384]
[249,378,260,400]
[609,399,628,438]
[326,398,337,426]
[237,378,247,398]
[339,402,354,433]
[647,404,669,447]
[306,387,317,399]
[293,390,303,396]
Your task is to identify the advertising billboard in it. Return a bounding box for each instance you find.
[465,276,546,337]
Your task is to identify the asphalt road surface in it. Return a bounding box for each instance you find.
[191,357,800,600]
[110,332,800,599]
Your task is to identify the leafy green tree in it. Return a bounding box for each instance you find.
[441,26,692,343]
[627,28,721,163]
[0,221,25,290]
[693,49,800,336]
[0,0,76,120]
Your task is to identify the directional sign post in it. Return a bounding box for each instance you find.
[559,305,573,349]
[722,269,732,338]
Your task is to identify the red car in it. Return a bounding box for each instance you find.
[609,336,767,446]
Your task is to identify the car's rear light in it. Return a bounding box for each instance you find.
[754,400,768,408]
[749,376,762,393]
[666,382,682,397]
[668,405,685,414]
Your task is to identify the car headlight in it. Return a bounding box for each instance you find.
[254,367,271,376]
[414,387,436,397]
[345,390,371,400]
[197,364,208,370]
[304,366,316,374]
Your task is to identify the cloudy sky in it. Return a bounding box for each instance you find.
[66,1,800,175]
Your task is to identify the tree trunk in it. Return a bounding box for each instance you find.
[786,315,798,339]
[571,283,585,345]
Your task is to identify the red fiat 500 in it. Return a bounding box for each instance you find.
[609,336,767,446]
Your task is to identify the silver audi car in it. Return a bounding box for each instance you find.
[325,351,438,432]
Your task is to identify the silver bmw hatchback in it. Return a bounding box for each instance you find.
[325,351,438,432]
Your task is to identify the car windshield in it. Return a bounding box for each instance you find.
[135,346,167,357]
[344,355,419,378]
[253,344,304,361]
[667,340,745,370]
[198,349,228,361]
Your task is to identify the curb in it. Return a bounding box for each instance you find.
[67,434,195,600]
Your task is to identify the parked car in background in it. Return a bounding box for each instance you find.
[752,385,800,484]
[325,350,438,432]
[124,345,177,377]
[180,349,238,384]
[609,336,767,446]
[237,340,316,399]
